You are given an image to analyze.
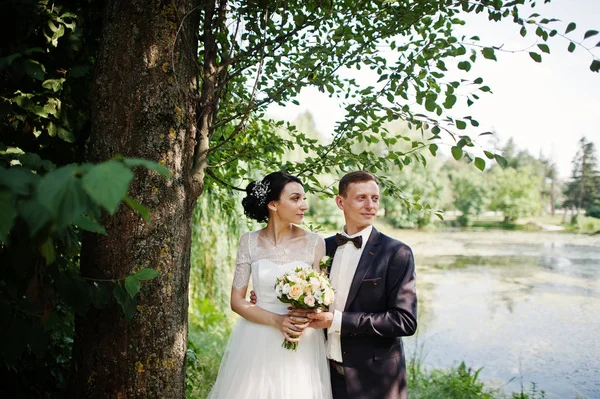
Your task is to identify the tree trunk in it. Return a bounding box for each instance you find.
[71,1,201,397]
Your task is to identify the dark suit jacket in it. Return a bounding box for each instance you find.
[326,227,417,399]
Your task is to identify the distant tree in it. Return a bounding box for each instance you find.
[563,137,600,219]
[449,165,489,226]
[488,166,542,223]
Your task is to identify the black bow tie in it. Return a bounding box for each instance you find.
[335,233,362,249]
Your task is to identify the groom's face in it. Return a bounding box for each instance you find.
[336,180,380,234]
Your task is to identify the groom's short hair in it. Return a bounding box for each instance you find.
[338,171,378,197]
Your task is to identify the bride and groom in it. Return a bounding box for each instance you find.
[207,171,418,399]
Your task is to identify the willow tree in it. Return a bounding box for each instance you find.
[68,0,599,397]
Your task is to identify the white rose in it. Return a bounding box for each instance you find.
[323,289,334,305]
[309,277,320,290]
[288,284,304,300]
[275,284,282,296]
[304,295,316,307]
[282,284,291,295]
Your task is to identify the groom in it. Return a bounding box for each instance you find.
[300,171,418,399]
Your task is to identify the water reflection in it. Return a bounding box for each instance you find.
[397,230,600,399]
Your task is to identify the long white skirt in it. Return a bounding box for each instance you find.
[207,316,332,399]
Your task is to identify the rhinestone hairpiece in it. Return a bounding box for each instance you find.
[252,180,270,206]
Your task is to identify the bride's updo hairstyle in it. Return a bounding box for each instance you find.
[242,171,303,223]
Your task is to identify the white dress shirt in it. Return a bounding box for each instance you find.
[327,225,373,362]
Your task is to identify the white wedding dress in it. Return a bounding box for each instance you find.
[207,229,332,399]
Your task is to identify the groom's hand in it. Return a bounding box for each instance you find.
[307,310,333,329]
[249,290,257,304]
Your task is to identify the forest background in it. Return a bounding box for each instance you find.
[1,0,599,398]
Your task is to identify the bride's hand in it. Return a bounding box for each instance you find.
[278,314,309,342]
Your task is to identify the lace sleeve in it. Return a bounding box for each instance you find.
[312,233,326,270]
[232,232,252,289]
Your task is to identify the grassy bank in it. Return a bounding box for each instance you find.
[438,213,600,235]
[186,321,547,399]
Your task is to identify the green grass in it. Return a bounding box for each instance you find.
[187,320,548,399]
[430,212,600,234]
[186,299,233,399]
[408,357,547,399]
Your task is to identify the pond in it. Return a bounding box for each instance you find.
[392,229,600,399]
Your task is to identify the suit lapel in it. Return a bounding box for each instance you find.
[344,228,381,311]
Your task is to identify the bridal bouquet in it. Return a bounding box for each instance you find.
[274,266,335,351]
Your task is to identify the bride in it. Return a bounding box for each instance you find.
[207,171,332,399]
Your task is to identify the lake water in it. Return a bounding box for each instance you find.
[391,229,600,399]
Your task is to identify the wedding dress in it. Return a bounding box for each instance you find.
[207,230,332,399]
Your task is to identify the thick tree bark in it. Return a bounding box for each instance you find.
[71,1,201,397]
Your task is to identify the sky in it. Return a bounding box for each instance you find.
[267,0,600,179]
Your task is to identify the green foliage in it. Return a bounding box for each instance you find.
[447,164,489,226]
[203,0,598,194]
[408,359,498,399]
[0,0,102,166]
[488,166,542,223]
[0,151,162,395]
[563,137,600,217]
[187,188,244,398]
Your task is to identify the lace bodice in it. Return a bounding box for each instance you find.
[232,229,325,290]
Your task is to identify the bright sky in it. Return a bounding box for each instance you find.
[268,0,600,179]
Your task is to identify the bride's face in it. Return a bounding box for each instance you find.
[270,182,308,224]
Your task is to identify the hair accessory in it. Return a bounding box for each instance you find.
[252,180,270,206]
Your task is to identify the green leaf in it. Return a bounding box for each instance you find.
[74,214,107,235]
[443,94,457,109]
[565,22,576,34]
[124,196,150,222]
[82,161,134,214]
[482,47,497,61]
[519,26,527,37]
[0,53,22,69]
[40,237,55,265]
[429,144,438,156]
[57,126,75,143]
[18,153,42,170]
[42,78,65,92]
[22,59,46,81]
[529,52,542,63]
[483,150,495,160]
[590,60,600,73]
[451,146,463,160]
[122,158,170,178]
[537,44,550,54]
[133,268,159,281]
[125,276,141,298]
[18,198,52,236]
[456,120,467,130]
[113,284,137,320]
[474,157,486,171]
[494,154,508,168]
[457,61,471,72]
[0,167,37,195]
[37,165,88,227]
[0,191,17,242]
[568,42,576,53]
